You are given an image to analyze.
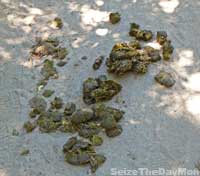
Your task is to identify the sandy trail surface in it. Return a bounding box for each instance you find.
[0,0,200,176]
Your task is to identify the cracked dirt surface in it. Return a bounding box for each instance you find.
[0,0,200,176]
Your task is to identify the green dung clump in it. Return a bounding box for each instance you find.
[109,12,121,24]
[83,75,122,105]
[23,121,37,133]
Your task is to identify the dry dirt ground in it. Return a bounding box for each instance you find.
[0,0,200,176]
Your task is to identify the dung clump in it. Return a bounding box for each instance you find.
[63,137,106,172]
[106,42,153,75]
[26,91,124,172]
[154,71,175,87]
[129,23,153,41]
[30,37,68,62]
[109,12,121,24]
[83,75,122,104]
[162,40,174,60]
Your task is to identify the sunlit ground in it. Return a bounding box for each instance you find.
[159,0,179,13]
[0,169,7,176]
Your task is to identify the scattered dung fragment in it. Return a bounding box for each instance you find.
[90,154,106,173]
[53,47,68,60]
[144,47,161,62]
[65,151,91,165]
[90,135,103,146]
[129,23,153,41]
[36,115,61,133]
[31,38,58,59]
[109,12,121,24]
[106,42,149,75]
[30,38,68,62]
[63,137,77,153]
[154,71,175,87]
[49,17,63,29]
[56,61,67,67]
[29,108,41,118]
[42,89,54,97]
[20,149,30,156]
[77,123,101,138]
[93,56,104,70]
[59,119,76,133]
[29,96,47,112]
[157,31,168,45]
[41,59,58,80]
[23,121,37,133]
[163,40,174,60]
[101,116,117,130]
[132,60,149,74]
[135,30,153,41]
[129,40,141,49]
[71,108,94,124]
[83,77,99,105]
[92,103,124,122]
[91,80,122,102]
[83,76,122,104]
[106,124,123,137]
[12,129,19,136]
[64,102,76,116]
[129,23,140,36]
[51,97,63,109]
